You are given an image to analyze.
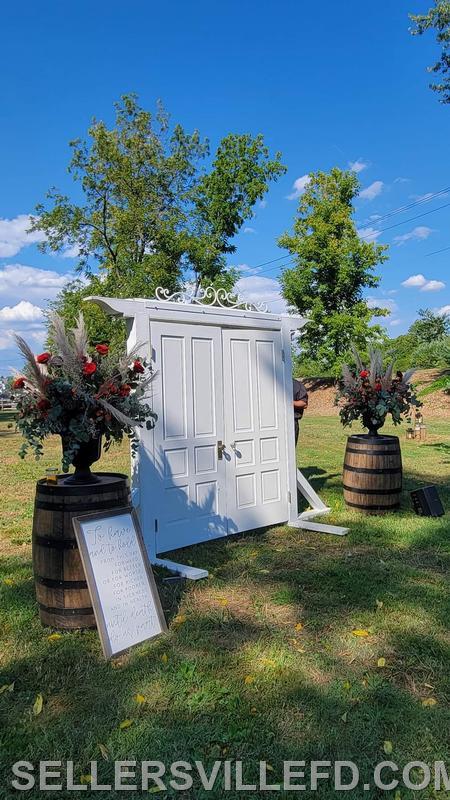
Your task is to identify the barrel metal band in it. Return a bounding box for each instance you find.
[37,576,88,589]
[35,498,123,513]
[344,500,400,511]
[343,484,402,495]
[343,464,402,475]
[35,536,78,550]
[38,602,94,616]
[346,446,399,456]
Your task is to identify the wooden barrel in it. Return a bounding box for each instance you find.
[343,435,402,513]
[32,473,130,629]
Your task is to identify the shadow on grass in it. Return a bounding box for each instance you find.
[0,460,449,798]
[1,551,448,799]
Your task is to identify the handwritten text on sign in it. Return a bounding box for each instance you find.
[78,511,165,657]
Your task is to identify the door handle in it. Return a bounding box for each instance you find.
[217,440,226,460]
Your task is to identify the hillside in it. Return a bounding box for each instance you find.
[301,369,450,419]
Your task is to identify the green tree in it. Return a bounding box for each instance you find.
[410,1,450,103]
[384,308,450,370]
[33,95,285,342]
[279,168,389,375]
[409,307,450,339]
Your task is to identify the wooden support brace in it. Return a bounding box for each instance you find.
[296,469,329,511]
[289,519,349,536]
[291,468,349,536]
[153,557,209,580]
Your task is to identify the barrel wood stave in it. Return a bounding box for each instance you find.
[343,435,402,514]
[32,472,130,630]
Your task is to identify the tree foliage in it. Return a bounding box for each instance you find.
[409,306,450,339]
[410,1,450,103]
[279,168,389,375]
[386,308,450,370]
[33,95,285,343]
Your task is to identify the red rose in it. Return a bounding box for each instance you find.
[119,384,131,397]
[37,398,50,411]
[133,360,144,374]
[95,344,109,356]
[375,382,382,391]
[12,377,25,389]
[82,361,97,376]
[359,370,369,378]
[36,352,51,364]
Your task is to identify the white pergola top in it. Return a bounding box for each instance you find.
[87,286,307,333]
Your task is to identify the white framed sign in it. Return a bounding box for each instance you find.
[73,507,167,659]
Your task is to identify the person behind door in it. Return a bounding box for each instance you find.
[293,377,308,445]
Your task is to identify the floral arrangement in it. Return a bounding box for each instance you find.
[336,346,421,434]
[12,313,156,471]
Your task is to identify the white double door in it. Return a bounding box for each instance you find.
[150,321,288,554]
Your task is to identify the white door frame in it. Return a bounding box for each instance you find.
[87,291,347,580]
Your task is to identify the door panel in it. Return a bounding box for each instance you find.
[223,329,288,531]
[150,322,227,553]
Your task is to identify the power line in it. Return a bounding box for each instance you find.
[359,186,450,225]
[425,244,450,257]
[252,201,450,277]
[364,200,450,236]
[236,185,450,277]
[239,253,290,270]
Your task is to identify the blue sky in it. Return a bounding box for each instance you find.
[1,0,449,373]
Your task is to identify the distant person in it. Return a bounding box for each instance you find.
[293,378,308,445]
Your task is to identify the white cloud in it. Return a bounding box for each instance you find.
[394,226,434,246]
[359,180,384,201]
[367,297,398,314]
[401,273,445,291]
[357,226,381,242]
[243,227,256,235]
[409,191,448,202]
[421,279,445,292]
[0,263,72,307]
[259,199,267,209]
[0,301,44,322]
[0,215,46,258]
[389,318,402,326]
[287,174,311,200]
[61,243,80,258]
[393,177,410,184]
[349,159,368,173]
[0,325,46,354]
[402,274,427,287]
[237,263,262,275]
[437,305,450,316]
[236,276,287,313]
[0,264,73,372]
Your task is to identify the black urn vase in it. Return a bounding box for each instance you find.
[63,436,102,484]
[361,412,385,438]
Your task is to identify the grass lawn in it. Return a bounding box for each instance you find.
[0,412,449,798]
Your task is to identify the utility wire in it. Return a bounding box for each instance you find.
[360,186,450,225]
[359,200,450,236]
[425,244,450,257]
[236,185,450,276]
[247,201,450,279]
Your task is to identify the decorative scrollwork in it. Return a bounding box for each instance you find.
[154,286,268,313]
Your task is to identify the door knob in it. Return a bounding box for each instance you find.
[217,440,226,459]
